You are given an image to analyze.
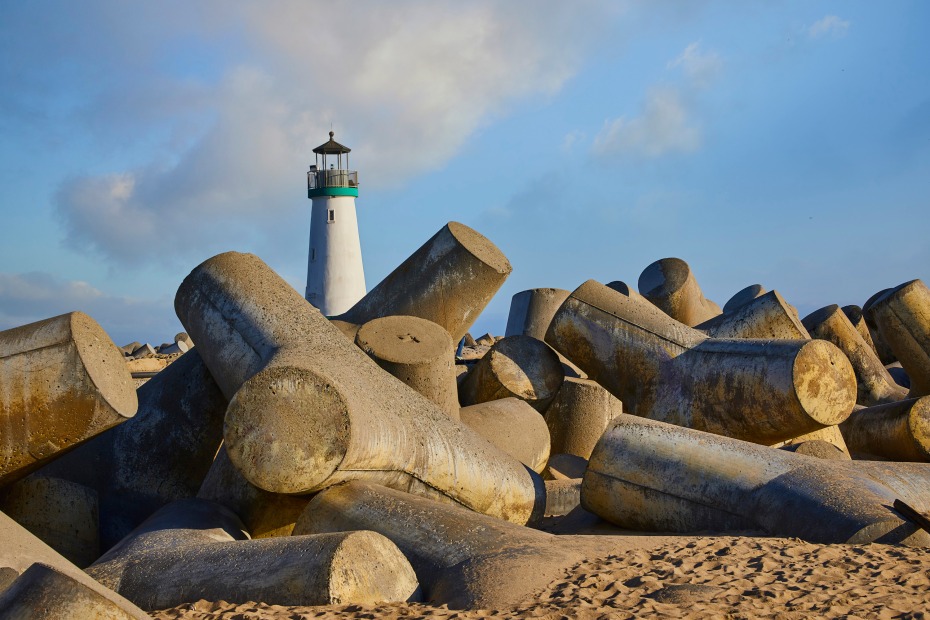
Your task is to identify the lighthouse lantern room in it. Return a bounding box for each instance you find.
[305,131,366,315]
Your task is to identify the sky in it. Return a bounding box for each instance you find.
[1,1,928,346]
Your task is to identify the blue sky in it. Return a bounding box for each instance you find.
[1,1,928,346]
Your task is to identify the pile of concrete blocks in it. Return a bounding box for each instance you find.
[2,224,930,615]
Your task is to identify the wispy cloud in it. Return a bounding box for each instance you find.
[593,87,701,159]
[667,41,722,88]
[0,272,180,346]
[808,15,850,39]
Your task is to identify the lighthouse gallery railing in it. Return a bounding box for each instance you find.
[307,169,358,191]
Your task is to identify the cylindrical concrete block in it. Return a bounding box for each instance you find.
[866,280,930,396]
[37,348,227,550]
[841,305,878,355]
[770,425,851,459]
[638,257,722,326]
[197,445,310,539]
[458,335,564,413]
[459,398,550,473]
[175,252,543,525]
[803,304,908,407]
[293,481,635,610]
[546,280,856,445]
[840,397,930,462]
[87,499,420,611]
[329,319,361,342]
[698,290,810,340]
[582,414,930,546]
[0,563,141,620]
[779,440,849,460]
[605,280,646,303]
[862,289,899,365]
[545,453,588,481]
[355,316,459,420]
[887,362,911,389]
[723,284,767,314]
[544,478,581,516]
[336,222,512,342]
[504,288,570,340]
[0,477,98,568]
[0,511,148,618]
[544,377,622,459]
[0,312,138,486]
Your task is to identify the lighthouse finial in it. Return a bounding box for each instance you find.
[329,130,334,139]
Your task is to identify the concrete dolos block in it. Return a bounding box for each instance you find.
[459,398,550,474]
[87,499,420,610]
[0,510,149,618]
[355,315,459,420]
[583,414,930,546]
[292,480,649,610]
[0,312,138,486]
[723,284,767,314]
[504,288,570,340]
[546,280,856,445]
[544,377,622,459]
[458,335,564,413]
[0,563,143,619]
[697,290,809,340]
[336,222,512,342]
[37,348,227,550]
[175,251,543,525]
[638,257,722,326]
[866,280,930,396]
[840,397,930,462]
[802,304,908,407]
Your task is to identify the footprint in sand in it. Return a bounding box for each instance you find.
[646,583,724,604]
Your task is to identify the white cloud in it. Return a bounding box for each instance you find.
[592,87,701,158]
[40,1,607,265]
[667,41,722,88]
[0,272,180,346]
[808,15,850,39]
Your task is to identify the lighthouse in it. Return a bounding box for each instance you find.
[305,131,366,315]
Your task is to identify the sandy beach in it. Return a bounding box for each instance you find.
[154,535,930,619]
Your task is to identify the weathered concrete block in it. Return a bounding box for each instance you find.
[770,425,851,459]
[87,499,420,610]
[329,319,361,342]
[862,289,899,365]
[698,290,809,340]
[155,340,188,356]
[0,312,138,486]
[544,377,622,459]
[545,453,587,480]
[175,252,542,525]
[0,563,144,619]
[605,280,647,304]
[779,439,849,460]
[841,305,878,355]
[504,288,570,340]
[544,478,581,516]
[582,414,930,546]
[336,222,511,342]
[292,481,657,609]
[840,397,930,462]
[866,280,930,396]
[0,510,148,618]
[638,257,722,326]
[37,348,226,550]
[129,343,155,359]
[546,280,856,445]
[173,332,193,348]
[355,315,459,420]
[459,398,550,474]
[458,335,564,413]
[803,304,908,407]
[887,362,911,389]
[0,477,98,567]
[723,284,767,314]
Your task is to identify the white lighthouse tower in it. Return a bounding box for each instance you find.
[305,131,366,315]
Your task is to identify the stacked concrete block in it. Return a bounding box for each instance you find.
[544,377,622,459]
[840,397,930,462]
[841,305,878,353]
[355,315,459,419]
[86,499,420,610]
[459,398,550,473]
[336,222,512,342]
[865,280,930,396]
[638,257,722,326]
[175,251,543,525]
[605,280,647,303]
[723,284,767,314]
[697,290,810,340]
[37,348,227,549]
[862,289,899,365]
[504,288,570,339]
[582,414,930,546]
[546,280,856,445]
[458,335,564,413]
[803,304,908,407]
[770,425,851,459]
[0,312,138,486]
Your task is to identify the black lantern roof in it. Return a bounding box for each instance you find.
[312,131,351,155]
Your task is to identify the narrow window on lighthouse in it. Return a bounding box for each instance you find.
[328,209,335,222]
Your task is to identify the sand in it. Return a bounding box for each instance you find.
[152,535,930,619]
